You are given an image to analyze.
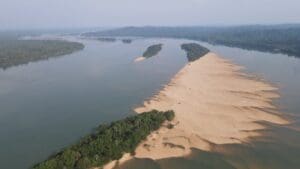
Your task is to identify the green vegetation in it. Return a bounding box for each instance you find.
[122,39,132,44]
[33,110,175,169]
[85,24,300,58]
[181,43,210,62]
[164,110,175,121]
[97,37,117,42]
[142,44,163,58]
[0,39,84,69]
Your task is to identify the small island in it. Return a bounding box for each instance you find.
[0,40,84,69]
[143,44,163,58]
[181,43,210,62]
[86,25,300,58]
[97,37,117,42]
[33,110,175,169]
[121,39,132,44]
[134,44,163,62]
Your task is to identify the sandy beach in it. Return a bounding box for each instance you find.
[103,52,288,169]
[134,56,145,62]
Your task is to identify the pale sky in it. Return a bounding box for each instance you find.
[0,0,299,30]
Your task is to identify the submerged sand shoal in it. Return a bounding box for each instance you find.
[103,52,288,169]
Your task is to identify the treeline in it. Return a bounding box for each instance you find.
[97,37,133,44]
[0,39,84,69]
[181,43,210,62]
[33,110,175,169]
[84,36,133,44]
[143,44,163,58]
[84,24,300,58]
[97,37,117,42]
[122,39,132,44]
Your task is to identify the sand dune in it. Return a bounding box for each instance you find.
[103,52,288,168]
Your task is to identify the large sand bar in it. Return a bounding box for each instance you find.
[103,53,288,168]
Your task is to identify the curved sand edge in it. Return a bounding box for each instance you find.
[134,56,146,62]
[103,52,289,169]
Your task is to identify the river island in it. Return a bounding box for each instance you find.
[134,44,163,62]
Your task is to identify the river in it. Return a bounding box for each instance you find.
[0,36,299,169]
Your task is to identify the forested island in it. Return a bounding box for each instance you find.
[96,37,132,43]
[0,39,84,69]
[142,44,163,58]
[181,43,210,62]
[97,37,117,42]
[121,39,132,44]
[84,24,300,58]
[33,110,175,169]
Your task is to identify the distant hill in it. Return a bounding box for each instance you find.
[83,24,300,57]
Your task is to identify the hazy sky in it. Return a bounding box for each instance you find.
[0,0,299,29]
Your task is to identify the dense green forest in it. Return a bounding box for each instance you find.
[181,43,210,62]
[33,110,175,169]
[84,24,300,57]
[142,44,163,58]
[0,34,84,69]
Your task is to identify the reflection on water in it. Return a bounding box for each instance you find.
[116,42,300,169]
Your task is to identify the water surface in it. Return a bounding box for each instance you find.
[0,37,187,169]
[1,36,300,169]
[117,40,300,169]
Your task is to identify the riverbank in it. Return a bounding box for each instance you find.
[134,56,145,62]
[104,52,289,168]
[0,35,84,69]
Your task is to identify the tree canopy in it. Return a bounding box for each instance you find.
[84,25,300,58]
[181,43,210,62]
[0,39,84,69]
[142,44,163,58]
[33,110,175,169]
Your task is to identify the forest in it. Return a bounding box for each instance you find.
[122,39,133,44]
[0,34,84,69]
[33,110,175,169]
[84,24,300,58]
[143,44,163,58]
[97,37,117,42]
[181,43,210,62]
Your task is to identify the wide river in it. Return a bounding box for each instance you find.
[0,36,299,169]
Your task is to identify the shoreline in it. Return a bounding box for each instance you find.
[134,56,146,62]
[103,52,289,169]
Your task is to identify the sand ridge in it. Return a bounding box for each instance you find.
[103,52,288,168]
